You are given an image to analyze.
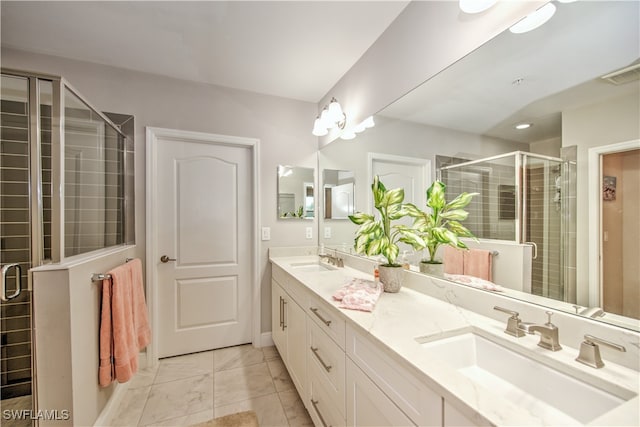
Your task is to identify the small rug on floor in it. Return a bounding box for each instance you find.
[190,410,259,427]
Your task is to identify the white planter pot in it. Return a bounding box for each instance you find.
[419,261,444,277]
[378,265,404,293]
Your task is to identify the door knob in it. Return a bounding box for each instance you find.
[160,255,176,263]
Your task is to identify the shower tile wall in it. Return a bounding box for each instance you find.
[1,97,32,399]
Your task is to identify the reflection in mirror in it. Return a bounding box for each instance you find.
[277,165,315,219]
[323,169,355,219]
[318,1,639,331]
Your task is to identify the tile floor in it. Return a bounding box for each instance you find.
[107,344,313,427]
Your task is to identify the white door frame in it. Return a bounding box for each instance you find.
[367,152,432,212]
[587,139,640,308]
[145,127,260,366]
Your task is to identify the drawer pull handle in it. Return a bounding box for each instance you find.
[310,307,332,326]
[279,296,284,329]
[282,300,287,330]
[310,398,331,427]
[310,346,332,372]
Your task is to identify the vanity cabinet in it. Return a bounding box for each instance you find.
[271,279,307,396]
[272,263,443,427]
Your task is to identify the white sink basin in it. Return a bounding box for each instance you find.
[416,331,632,425]
[290,261,337,272]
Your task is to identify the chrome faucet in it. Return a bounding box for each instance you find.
[319,251,343,267]
[493,306,525,337]
[518,311,562,351]
[575,334,626,369]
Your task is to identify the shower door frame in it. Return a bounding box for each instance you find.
[1,68,128,417]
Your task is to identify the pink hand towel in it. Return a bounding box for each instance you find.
[463,249,493,281]
[99,258,151,387]
[444,246,464,275]
[444,273,503,292]
[332,278,383,312]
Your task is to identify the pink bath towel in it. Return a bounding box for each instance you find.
[99,258,151,387]
[332,278,383,312]
[463,249,493,281]
[444,246,465,275]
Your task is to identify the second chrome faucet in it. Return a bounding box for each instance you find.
[494,306,562,351]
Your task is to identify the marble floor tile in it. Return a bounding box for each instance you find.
[138,374,214,425]
[214,344,264,372]
[128,364,159,389]
[0,396,32,427]
[107,385,151,426]
[154,351,214,384]
[143,408,214,427]
[266,358,294,392]
[279,389,314,427]
[213,362,276,407]
[214,392,289,427]
[262,345,280,361]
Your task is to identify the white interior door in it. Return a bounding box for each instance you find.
[368,152,431,212]
[151,129,254,358]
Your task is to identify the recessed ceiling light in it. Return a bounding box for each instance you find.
[515,123,532,130]
[509,3,557,34]
[459,0,498,14]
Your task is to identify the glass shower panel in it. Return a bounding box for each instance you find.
[524,155,564,300]
[40,80,53,262]
[0,74,32,403]
[439,154,518,241]
[64,88,125,257]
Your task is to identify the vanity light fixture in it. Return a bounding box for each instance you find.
[459,0,498,14]
[340,116,375,140]
[509,2,556,34]
[515,123,532,130]
[312,97,346,136]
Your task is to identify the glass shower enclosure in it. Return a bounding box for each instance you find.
[1,69,131,421]
[438,151,576,303]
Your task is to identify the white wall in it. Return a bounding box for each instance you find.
[562,91,640,305]
[1,47,318,335]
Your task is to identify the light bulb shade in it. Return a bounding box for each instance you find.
[362,116,375,128]
[459,0,497,14]
[320,109,335,129]
[312,117,328,136]
[340,129,356,140]
[327,99,344,123]
[509,3,556,34]
[353,122,366,133]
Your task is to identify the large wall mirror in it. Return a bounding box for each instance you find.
[277,165,315,219]
[318,1,639,331]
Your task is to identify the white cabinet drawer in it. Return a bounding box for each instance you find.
[346,358,417,427]
[272,264,308,305]
[308,367,346,427]
[307,293,345,349]
[308,320,346,417]
[346,325,442,426]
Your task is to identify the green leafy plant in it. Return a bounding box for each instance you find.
[405,180,477,264]
[349,176,425,266]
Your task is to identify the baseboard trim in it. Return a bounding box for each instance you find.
[93,381,129,427]
[260,332,274,348]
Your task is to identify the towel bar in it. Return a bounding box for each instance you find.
[91,258,135,282]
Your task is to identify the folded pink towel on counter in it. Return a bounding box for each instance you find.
[444,273,503,292]
[332,278,383,312]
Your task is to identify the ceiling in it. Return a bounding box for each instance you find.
[0,1,409,103]
[379,1,640,144]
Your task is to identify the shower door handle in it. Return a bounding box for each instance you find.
[524,241,538,259]
[1,263,23,302]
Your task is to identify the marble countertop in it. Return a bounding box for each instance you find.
[270,254,640,426]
